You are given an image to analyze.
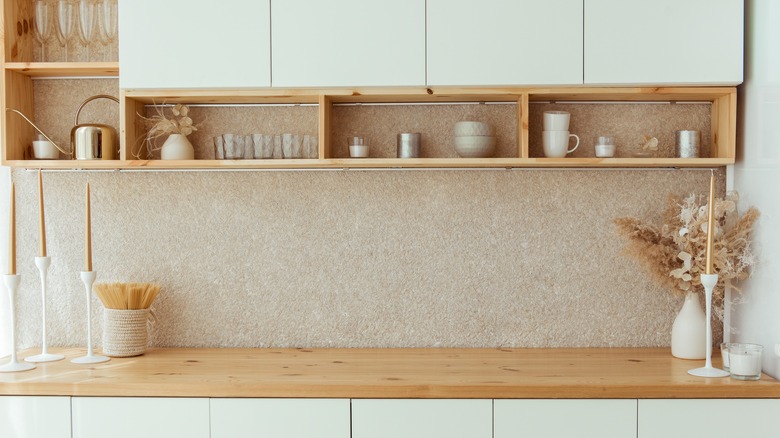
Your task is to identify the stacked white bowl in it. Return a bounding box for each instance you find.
[453,121,496,158]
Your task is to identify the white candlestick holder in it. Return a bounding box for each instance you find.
[71,271,109,364]
[0,274,36,372]
[688,273,729,377]
[25,256,64,363]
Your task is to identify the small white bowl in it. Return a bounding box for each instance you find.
[349,144,369,158]
[454,136,496,158]
[595,144,616,158]
[454,121,493,137]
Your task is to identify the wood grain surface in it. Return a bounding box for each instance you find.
[1,348,777,399]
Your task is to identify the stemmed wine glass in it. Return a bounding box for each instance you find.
[97,0,117,61]
[55,0,74,62]
[77,0,96,62]
[34,0,53,62]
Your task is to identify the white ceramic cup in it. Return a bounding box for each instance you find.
[543,111,571,131]
[543,130,580,158]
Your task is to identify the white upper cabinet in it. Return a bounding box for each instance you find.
[584,0,744,85]
[272,0,425,87]
[119,0,271,89]
[426,0,584,86]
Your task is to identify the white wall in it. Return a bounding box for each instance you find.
[0,165,10,357]
[732,0,780,379]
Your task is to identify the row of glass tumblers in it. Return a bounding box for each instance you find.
[214,134,319,159]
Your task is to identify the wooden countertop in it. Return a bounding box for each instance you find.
[1,348,778,399]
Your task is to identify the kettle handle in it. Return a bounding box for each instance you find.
[74,94,120,126]
[5,108,71,156]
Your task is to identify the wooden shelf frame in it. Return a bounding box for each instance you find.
[2,84,738,169]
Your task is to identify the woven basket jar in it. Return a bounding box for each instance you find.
[102,308,149,357]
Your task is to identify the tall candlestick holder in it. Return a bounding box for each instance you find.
[0,274,36,372]
[71,271,109,364]
[25,256,64,363]
[688,273,729,377]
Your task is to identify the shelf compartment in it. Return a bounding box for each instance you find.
[122,91,319,161]
[328,100,520,160]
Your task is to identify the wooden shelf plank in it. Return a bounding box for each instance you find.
[3,62,119,77]
[2,157,734,170]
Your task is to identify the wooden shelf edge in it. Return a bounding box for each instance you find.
[3,62,119,77]
[2,157,735,170]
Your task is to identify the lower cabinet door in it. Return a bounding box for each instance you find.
[495,399,637,438]
[210,398,350,438]
[639,399,780,438]
[0,396,71,438]
[72,397,209,438]
[351,399,492,438]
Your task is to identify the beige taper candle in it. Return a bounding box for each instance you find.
[705,171,715,275]
[8,181,16,275]
[38,169,47,257]
[85,182,92,272]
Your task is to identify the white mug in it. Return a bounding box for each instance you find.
[543,130,580,158]
[543,111,571,131]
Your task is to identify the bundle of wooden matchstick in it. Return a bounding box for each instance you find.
[94,283,161,310]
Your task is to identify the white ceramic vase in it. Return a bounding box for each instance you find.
[160,133,194,160]
[671,291,706,359]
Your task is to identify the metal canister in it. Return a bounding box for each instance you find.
[397,133,421,158]
[675,130,701,158]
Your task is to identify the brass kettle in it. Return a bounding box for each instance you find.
[71,94,120,160]
[6,93,119,160]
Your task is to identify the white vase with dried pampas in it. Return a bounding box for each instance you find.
[139,103,197,160]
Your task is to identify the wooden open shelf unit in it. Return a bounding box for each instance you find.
[2,81,737,169]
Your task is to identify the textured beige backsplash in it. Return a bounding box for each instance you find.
[10,168,724,348]
[13,79,726,349]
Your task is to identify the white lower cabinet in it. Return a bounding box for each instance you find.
[495,399,637,438]
[0,396,71,438]
[71,397,209,438]
[638,399,780,438]
[351,399,492,438]
[210,398,350,438]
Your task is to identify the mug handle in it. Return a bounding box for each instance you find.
[567,134,580,153]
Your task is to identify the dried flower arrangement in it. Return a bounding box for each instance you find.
[614,192,759,321]
[136,103,198,159]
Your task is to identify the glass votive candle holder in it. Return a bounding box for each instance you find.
[720,342,731,371]
[728,343,763,380]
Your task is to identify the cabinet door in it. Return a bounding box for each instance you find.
[352,399,492,438]
[0,396,71,438]
[427,0,583,86]
[584,0,743,85]
[639,399,780,438]
[495,399,637,438]
[119,0,271,88]
[72,397,209,438]
[211,398,350,438]
[272,0,425,87]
